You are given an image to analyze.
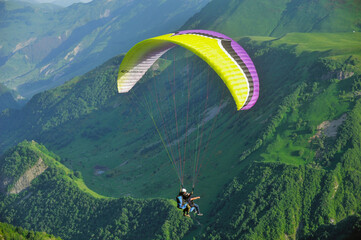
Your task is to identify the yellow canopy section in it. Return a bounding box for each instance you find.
[117,32,252,110]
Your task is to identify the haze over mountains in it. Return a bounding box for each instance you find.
[2,0,359,100]
[1,0,361,239]
[0,82,22,111]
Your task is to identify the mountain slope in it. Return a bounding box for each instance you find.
[181,0,361,37]
[0,140,192,240]
[203,160,361,239]
[0,0,210,98]
[0,222,62,240]
[1,32,360,207]
[198,85,361,239]
[199,89,361,238]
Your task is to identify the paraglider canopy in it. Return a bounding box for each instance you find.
[117,29,260,189]
[117,30,259,110]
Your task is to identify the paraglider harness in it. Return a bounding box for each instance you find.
[176,192,188,209]
[176,194,188,209]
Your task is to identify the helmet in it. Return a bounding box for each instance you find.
[181,188,187,193]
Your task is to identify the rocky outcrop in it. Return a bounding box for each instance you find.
[309,114,347,141]
[7,157,48,194]
[321,71,354,81]
[0,176,12,194]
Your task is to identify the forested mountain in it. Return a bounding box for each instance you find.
[0,222,62,240]
[0,0,210,98]
[0,141,192,240]
[1,0,361,239]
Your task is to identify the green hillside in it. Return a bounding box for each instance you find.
[200,95,361,238]
[1,30,360,208]
[181,0,361,37]
[0,0,210,98]
[0,222,62,240]
[0,141,192,240]
[202,160,361,239]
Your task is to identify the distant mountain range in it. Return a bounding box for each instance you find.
[181,0,361,37]
[0,0,210,98]
[2,0,360,99]
[23,0,91,7]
